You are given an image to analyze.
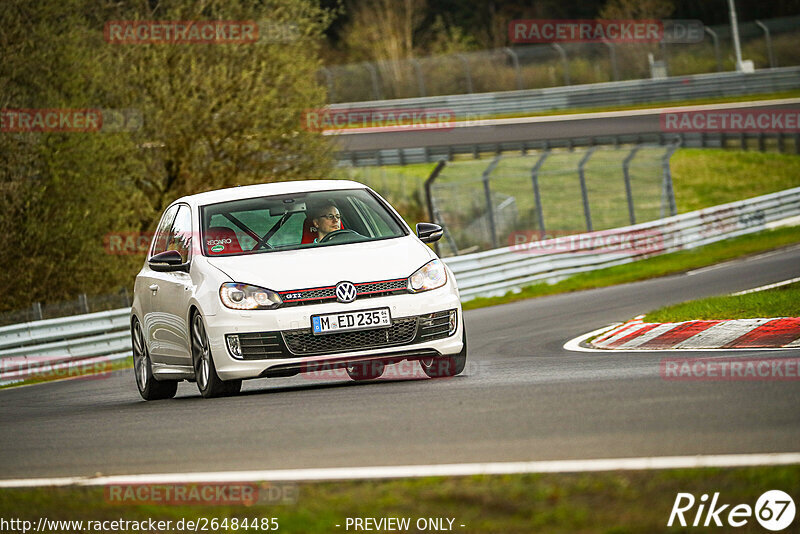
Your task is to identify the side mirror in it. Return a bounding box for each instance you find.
[149,250,189,273]
[416,222,443,243]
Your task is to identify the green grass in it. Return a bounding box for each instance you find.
[2,466,798,532]
[462,225,800,310]
[644,282,800,322]
[671,149,800,213]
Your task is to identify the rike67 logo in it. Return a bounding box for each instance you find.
[668,490,796,530]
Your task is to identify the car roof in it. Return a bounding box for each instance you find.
[172,180,371,208]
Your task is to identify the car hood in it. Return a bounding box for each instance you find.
[205,235,437,291]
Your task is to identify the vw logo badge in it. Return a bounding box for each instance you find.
[335,281,357,303]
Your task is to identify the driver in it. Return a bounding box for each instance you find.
[311,203,342,242]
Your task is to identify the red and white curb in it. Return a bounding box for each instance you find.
[590,317,800,351]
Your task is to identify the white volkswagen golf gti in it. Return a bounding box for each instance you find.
[131,180,466,399]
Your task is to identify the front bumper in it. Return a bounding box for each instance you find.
[205,287,463,381]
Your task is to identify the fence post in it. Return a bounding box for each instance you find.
[424,159,448,256]
[411,58,426,97]
[434,206,460,257]
[363,62,382,100]
[577,147,596,232]
[502,47,524,90]
[755,21,776,68]
[457,54,474,94]
[530,150,550,233]
[704,27,723,72]
[551,44,570,85]
[603,41,619,81]
[79,293,90,314]
[482,155,502,249]
[622,146,641,225]
[661,142,680,218]
[424,159,448,223]
[32,302,43,321]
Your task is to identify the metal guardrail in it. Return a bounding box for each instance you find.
[1,187,798,379]
[445,187,800,300]
[0,310,131,385]
[0,308,129,351]
[331,67,800,120]
[334,67,800,166]
[338,132,800,167]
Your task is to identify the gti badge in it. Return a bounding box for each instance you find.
[335,281,357,303]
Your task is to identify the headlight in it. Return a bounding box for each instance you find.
[219,282,283,310]
[408,259,447,293]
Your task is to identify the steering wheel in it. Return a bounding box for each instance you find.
[319,229,360,243]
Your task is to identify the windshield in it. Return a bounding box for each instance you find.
[200,188,406,257]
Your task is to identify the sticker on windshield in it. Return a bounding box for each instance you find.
[211,244,224,252]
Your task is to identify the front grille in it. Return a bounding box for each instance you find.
[282,317,418,356]
[356,279,407,294]
[278,278,408,306]
[235,332,285,360]
[229,309,457,360]
[291,288,334,300]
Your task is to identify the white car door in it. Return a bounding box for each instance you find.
[148,204,194,366]
[141,204,178,361]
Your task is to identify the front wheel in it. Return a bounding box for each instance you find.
[191,313,242,398]
[132,318,178,400]
[419,328,467,378]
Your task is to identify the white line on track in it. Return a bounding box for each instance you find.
[731,276,800,295]
[686,244,800,276]
[1,453,799,488]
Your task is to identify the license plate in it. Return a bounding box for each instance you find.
[311,308,391,335]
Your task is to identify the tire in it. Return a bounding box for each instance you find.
[419,328,467,378]
[346,360,385,380]
[132,318,178,400]
[191,313,242,398]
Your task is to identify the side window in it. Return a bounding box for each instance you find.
[167,205,192,263]
[150,205,179,257]
[351,197,392,237]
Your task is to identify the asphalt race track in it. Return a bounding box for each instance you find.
[1,246,799,481]
[332,100,800,152]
